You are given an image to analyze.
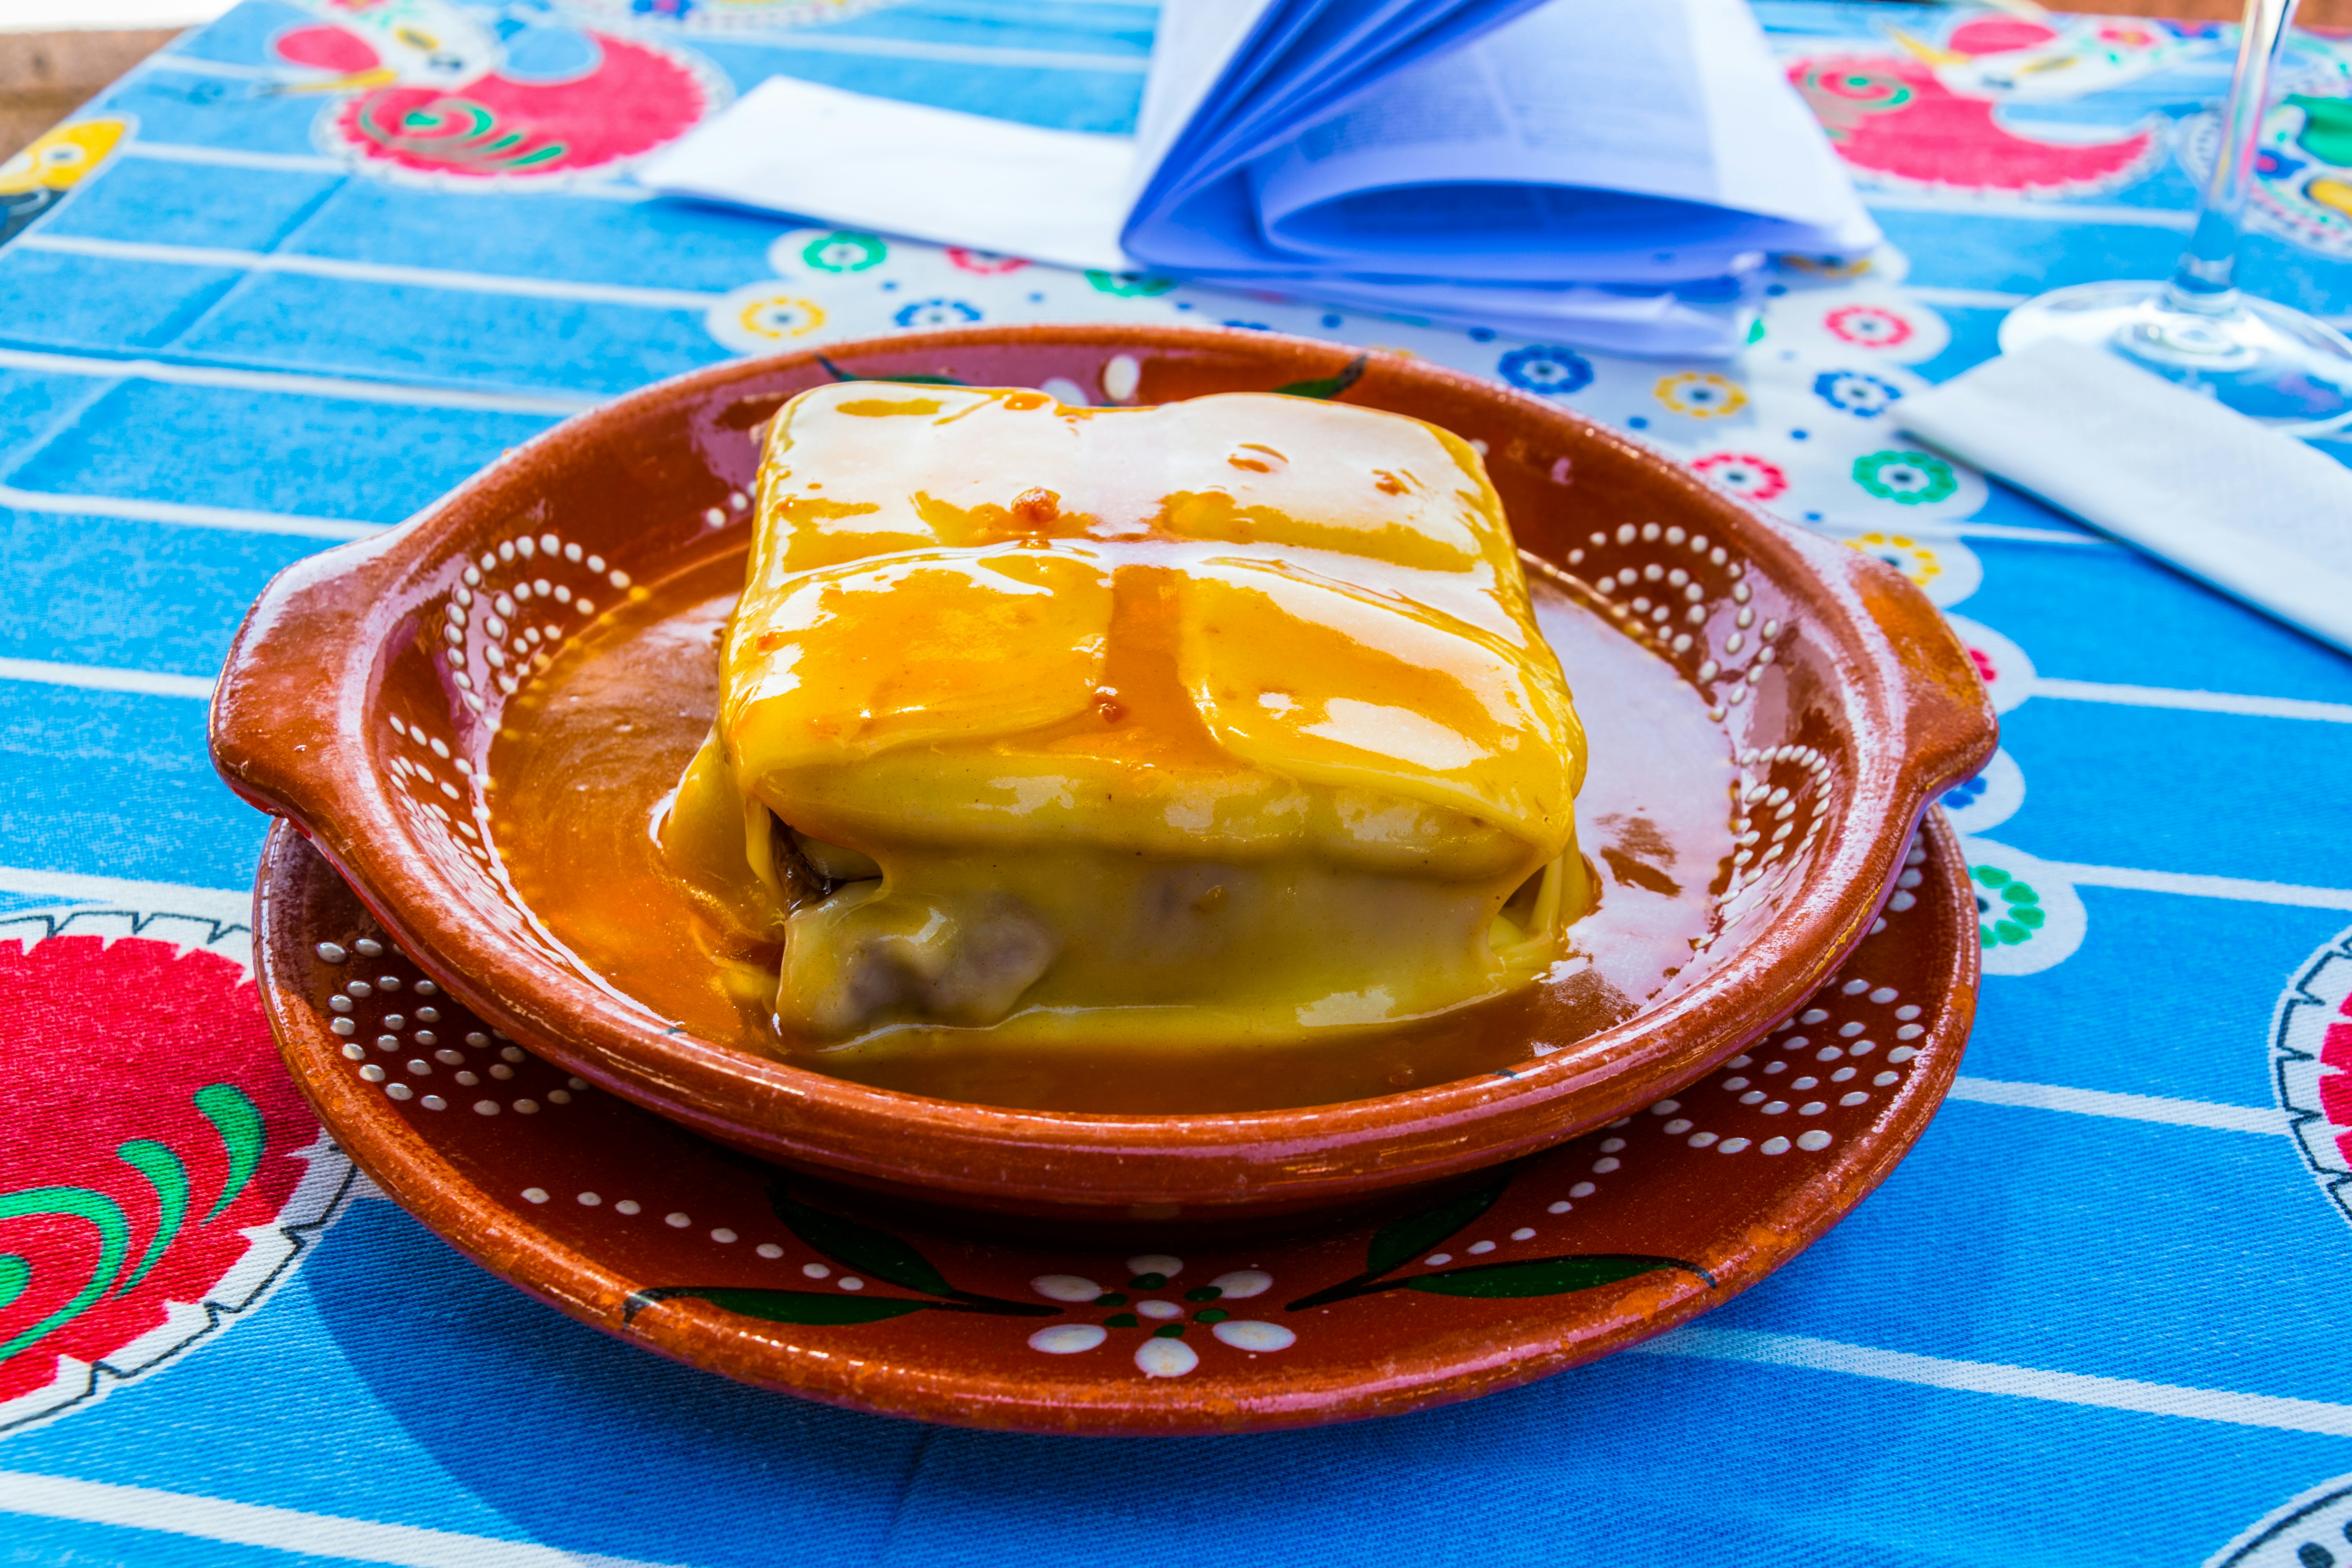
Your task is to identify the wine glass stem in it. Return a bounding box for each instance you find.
[2165,0,2300,316]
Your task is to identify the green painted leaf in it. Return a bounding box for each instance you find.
[768,1183,954,1298]
[1272,354,1367,400]
[2290,94,2352,166]
[1289,1172,1522,1310]
[1363,1173,1510,1280]
[814,354,967,388]
[0,1187,130,1361]
[1403,1253,1707,1299]
[193,1083,265,1223]
[114,1138,189,1295]
[624,1285,933,1328]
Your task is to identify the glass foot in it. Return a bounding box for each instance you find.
[1998,279,2352,436]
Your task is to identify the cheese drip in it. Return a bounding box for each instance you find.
[663,385,1589,1051]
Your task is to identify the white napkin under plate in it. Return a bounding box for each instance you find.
[1895,340,2352,658]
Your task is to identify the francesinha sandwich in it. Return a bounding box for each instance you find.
[660,383,1589,1053]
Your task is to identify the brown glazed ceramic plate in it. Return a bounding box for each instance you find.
[212,325,1995,1225]
[260,809,1974,1435]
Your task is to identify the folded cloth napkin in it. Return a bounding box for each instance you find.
[1896,340,2352,658]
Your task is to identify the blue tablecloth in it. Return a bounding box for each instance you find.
[2,4,2351,1564]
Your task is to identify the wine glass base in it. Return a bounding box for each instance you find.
[1998,279,2352,436]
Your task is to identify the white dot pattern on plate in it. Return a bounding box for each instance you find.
[317,931,594,1123]
[1135,1338,1198,1377]
[1563,528,1887,978]
[374,537,653,975]
[1639,929,1935,1158]
[301,814,1950,1394]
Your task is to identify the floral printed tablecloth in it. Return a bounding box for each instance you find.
[1,3,2351,1564]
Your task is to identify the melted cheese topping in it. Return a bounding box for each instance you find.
[663,384,1588,1051]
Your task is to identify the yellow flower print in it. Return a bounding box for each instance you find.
[735,292,826,341]
[0,117,127,197]
[1848,531,1942,589]
[1654,372,1748,418]
[1778,253,1877,280]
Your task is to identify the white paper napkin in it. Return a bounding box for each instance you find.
[1895,341,2352,657]
[638,76,1135,272]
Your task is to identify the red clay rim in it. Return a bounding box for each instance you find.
[213,325,1995,1214]
[256,807,1979,1435]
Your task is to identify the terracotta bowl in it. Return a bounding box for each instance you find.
[211,325,1994,1228]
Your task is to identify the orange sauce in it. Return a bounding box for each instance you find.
[488,554,1737,1113]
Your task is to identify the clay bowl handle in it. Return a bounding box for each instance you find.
[1836,539,1999,819]
[211,531,410,867]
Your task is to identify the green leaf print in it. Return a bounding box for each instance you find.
[1273,354,1368,400]
[622,1182,1063,1332]
[623,1286,934,1328]
[1403,1253,1710,1298]
[813,355,967,388]
[0,1187,131,1362]
[1285,1172,1511,1310]
[768,1183,956,1298]
[2289,96,2352,167]
[1364,1174,1509,1280]
[763,1181,1055,1317]
[194,1083,265,1223]
[113,1138,189,1296]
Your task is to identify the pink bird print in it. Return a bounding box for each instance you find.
[1789,16,2172,196]
[271,0,719,181]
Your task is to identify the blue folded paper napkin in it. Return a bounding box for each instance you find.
[642,0,1877,356]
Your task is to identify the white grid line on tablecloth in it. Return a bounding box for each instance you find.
[0,347,597,416]
[0,866,248,924]
[1949,1077,2290,1136]
[2029,679,2352,725]
[14,235,730,313]
[0,1468,689,1568]
[0,485,379,540]
[1632,1329,2352,1438]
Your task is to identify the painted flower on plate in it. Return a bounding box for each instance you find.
[1025,1256,1296,1377]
